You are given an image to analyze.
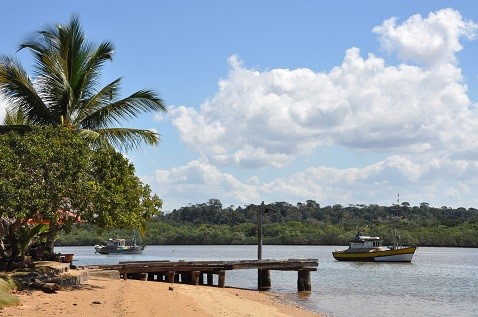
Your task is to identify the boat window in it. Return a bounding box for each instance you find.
[372,241,382,247]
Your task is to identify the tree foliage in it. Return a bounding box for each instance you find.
[0,127,162,264]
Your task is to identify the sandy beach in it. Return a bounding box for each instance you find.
[1,276,323,317]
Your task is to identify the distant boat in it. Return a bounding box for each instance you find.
[95,238,145,255]
[332,233,416,262]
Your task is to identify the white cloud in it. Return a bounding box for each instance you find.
[149,160,260,210]
[169,9,477,170]
[373,8,478,67]
[151,154,478,211]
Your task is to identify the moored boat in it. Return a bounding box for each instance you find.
[95,238,145,254]
[332,233,416,262]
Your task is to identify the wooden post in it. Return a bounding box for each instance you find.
[218,271,226,288]
[257,201,264,260]
[257,201,268,289]
[191,271,200,285]
[297,270,311,292]
[258,269,271,290]
[167,271,175,283]
[122,271,128,280]
[199,273,204,285]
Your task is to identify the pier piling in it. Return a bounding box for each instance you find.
[297,269,312,292]
[258,269,271,290]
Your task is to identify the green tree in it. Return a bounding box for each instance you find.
[0,127,162,264]
[0,15,166,150]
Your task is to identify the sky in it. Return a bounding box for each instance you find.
[2,1,478,211]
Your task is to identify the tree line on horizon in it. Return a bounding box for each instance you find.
[58,198,478,247]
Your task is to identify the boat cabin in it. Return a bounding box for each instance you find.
[349,235,383,249]
[106,238,126,247]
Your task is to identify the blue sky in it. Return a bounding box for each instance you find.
[2,1,478,211]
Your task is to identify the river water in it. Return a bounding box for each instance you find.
[55,245,478,317]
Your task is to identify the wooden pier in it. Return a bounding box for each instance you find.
[94,258,318,291]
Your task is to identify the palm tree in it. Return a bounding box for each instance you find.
[0,15,166,150]
[2,107,29,125]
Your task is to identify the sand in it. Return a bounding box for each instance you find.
[1,277,323,317]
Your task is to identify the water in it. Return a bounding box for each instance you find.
[55,245,478,317]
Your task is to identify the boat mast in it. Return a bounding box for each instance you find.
[394,193,400,217]
[393,193,400,248]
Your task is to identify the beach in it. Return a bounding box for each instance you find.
[1,276,323,317]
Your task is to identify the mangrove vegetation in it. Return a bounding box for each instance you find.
[57,199,478,247]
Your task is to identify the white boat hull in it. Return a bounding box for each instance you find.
[94,245,145,254]
[374,252,415,262]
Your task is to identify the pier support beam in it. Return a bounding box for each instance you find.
[167,271,175,283]
[297,270,311,292]
[191,271,200,285]
[218,271,226,288]
[258,269,271,290]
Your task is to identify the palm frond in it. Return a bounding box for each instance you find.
[80,89,167,130]
[96,128,160,151]
[74,78,121,126]
[80,41,114,98]
[0,56,54,125]
[2,108,30,125]
[77,128,112,150]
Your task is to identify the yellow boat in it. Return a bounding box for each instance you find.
[332,233,416,262]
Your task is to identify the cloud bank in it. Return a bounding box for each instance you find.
[150,8,478,210]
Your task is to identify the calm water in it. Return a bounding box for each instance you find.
[55,245,478,317]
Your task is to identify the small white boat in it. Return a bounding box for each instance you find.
[332,233,416,262]
[95,238,145,254]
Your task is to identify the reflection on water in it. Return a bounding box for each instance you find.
[56,245,478,317]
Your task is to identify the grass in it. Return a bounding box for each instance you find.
[0,274,20,309]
